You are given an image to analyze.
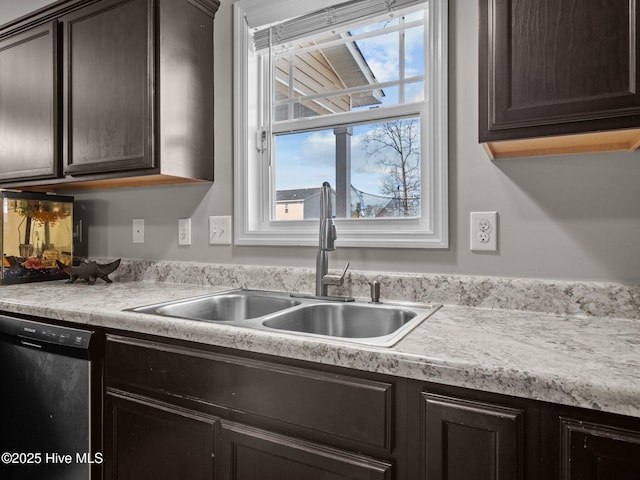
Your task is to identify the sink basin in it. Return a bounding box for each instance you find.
[131,290,300,321]
[262,303,415,338]
[130,289,441,347]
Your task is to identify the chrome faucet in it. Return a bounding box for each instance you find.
[315,182,350,298]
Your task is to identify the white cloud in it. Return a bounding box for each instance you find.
[357,33,399,83]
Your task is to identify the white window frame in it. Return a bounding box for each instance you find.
[233,0,448,248]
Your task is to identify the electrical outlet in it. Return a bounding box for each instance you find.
[470,212,497,251]
[132,219,144,244]
[209,216,232,245]
[178,218,191,246]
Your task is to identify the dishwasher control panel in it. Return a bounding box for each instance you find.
[0,314,93,349]
[20,322,91,347]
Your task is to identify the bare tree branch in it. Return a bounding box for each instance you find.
[362,119,420,216]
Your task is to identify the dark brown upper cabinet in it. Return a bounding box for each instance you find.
[479,0,640,158]
[0,0,217,190]
[0,21,59,182]
[63,0,154,177]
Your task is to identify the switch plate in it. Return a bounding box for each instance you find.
[178,218,191,246]
[132,219,145,243]
[470,212,497,251]
[209,216,232,245]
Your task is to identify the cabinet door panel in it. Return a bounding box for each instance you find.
[218,420,391,480]
[0,22,58,182]
[423,393,523,480]
[105,391,216,480]
[63,0,154,175]
[561,418,640,480]
[480,0,640,141]
[106,335,393,450]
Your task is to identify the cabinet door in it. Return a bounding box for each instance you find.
[218,420,392,480]
[423,393,523,480]
[104,391,216,480]
[106,334,394,452]
[561,418,640,480]
[63,0,154,176]
[479,0,640,142]
[0,21,59,182]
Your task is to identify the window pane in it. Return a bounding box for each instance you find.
[404,9,424,23]
[268,6,425,123]
[405,81,424,103]
[354,31,400,83]
[405,26,425,78]
[274,118,421,221]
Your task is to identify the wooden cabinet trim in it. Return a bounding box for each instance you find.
[106,386,219,424]
[482,128,640,159]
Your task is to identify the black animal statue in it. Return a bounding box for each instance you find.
[56,258,121,284]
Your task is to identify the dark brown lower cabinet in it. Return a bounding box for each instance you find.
[104,334,397,480]
[218,420,391,480]
[103,332,640,480]
[422,393,524,480]
[560,418,640,480]
[104,391,216,480]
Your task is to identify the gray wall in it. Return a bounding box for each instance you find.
[4,0,640,283]
[0,0,55,25]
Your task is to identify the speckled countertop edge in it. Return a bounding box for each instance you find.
[0,279,638,418]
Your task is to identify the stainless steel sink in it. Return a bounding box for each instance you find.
[131,290,300,321]
[129,289,441,347]
[262,303,415,338]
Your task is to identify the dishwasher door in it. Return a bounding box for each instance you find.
[0,314,103,480]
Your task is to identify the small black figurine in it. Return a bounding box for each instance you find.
[56,258,121,284]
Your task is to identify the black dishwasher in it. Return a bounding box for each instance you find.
[0,313,103,480]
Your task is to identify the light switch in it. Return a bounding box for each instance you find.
[178,218,191,246]
[209,216,232,245]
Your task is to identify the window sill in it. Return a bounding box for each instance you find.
[234,218,448,249]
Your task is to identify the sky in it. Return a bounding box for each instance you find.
[275,122,419,195]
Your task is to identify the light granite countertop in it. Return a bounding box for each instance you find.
[0,280,638,418]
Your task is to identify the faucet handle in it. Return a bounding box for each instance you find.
[323,261,350,286]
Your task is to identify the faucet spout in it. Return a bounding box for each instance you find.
[315,182,349,297]
[319,181,336,251]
